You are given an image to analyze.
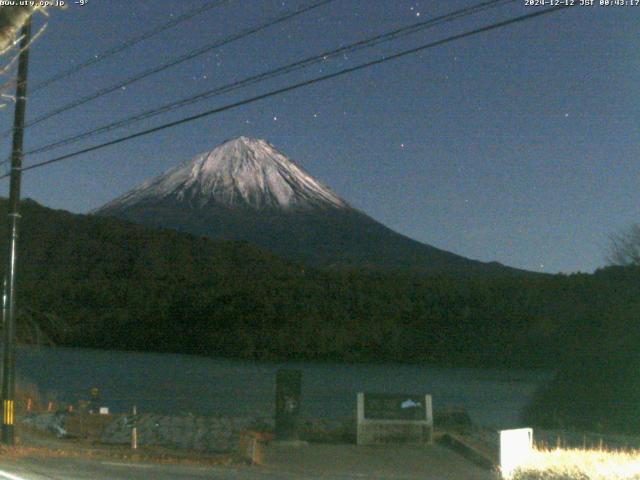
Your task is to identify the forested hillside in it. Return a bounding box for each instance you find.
[1,199,637,372]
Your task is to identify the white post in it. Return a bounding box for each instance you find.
[131,405,138,450]
[424,394,433,425]
[424,394,433,444]
[356,393,365,445]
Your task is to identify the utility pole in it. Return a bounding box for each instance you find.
[1,18,31,446]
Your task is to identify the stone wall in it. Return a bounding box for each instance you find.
[21,412,358,452]
[101,414,274,452]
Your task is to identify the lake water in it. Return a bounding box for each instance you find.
[15,346,550,429]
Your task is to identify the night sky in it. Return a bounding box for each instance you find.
[0,0,637,274]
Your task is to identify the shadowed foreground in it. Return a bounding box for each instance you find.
[0,443,495,480]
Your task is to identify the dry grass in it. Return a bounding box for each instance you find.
[511,447,640,480]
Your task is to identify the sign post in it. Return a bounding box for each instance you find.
[357,392,433,445]
[89,387,100,414]
[275,369,301,442]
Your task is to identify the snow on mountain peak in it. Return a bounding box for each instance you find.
[100,137,349,212]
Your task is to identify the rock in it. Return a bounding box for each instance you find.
[21,412,70,438]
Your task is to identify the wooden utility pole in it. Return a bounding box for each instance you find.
[1,17,31,446]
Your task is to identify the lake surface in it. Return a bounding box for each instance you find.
[16,346,550,429]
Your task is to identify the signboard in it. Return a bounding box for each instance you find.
[500,428,533,478]
[364,394,427,421]
[275,369,301,441]
[357,392,433,445]
[89,387,101,414]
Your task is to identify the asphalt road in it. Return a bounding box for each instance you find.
[1,458,278,480]
[0,443,497,480]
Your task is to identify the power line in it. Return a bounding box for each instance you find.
[0,4,572,180]
[23,0,515,158]
[0,0,336,139]
[11,4,572,176]
[29,0,232,94]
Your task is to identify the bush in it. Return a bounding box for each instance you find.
[523,300,640,434]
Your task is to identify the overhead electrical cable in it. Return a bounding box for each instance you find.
[23,0,515,158]
[30,0,232,94]
[0,5,572,180]
[0,0,336,139]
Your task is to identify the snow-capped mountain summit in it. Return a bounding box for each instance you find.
[99,137,347,212]
[96,137,524,276]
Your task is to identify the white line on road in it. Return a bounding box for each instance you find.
[0,469,28,480]
[100,462,153,469]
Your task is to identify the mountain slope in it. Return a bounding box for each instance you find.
[96,136,524,276]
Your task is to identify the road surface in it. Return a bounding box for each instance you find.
[0,443,497,479]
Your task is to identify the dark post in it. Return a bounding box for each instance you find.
[1,19,31,445]
[89,386,100,414]
[275,369,301,441]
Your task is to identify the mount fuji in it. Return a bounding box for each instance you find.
[95,136,520,275]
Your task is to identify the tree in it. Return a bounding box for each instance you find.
[607,224,640,266]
